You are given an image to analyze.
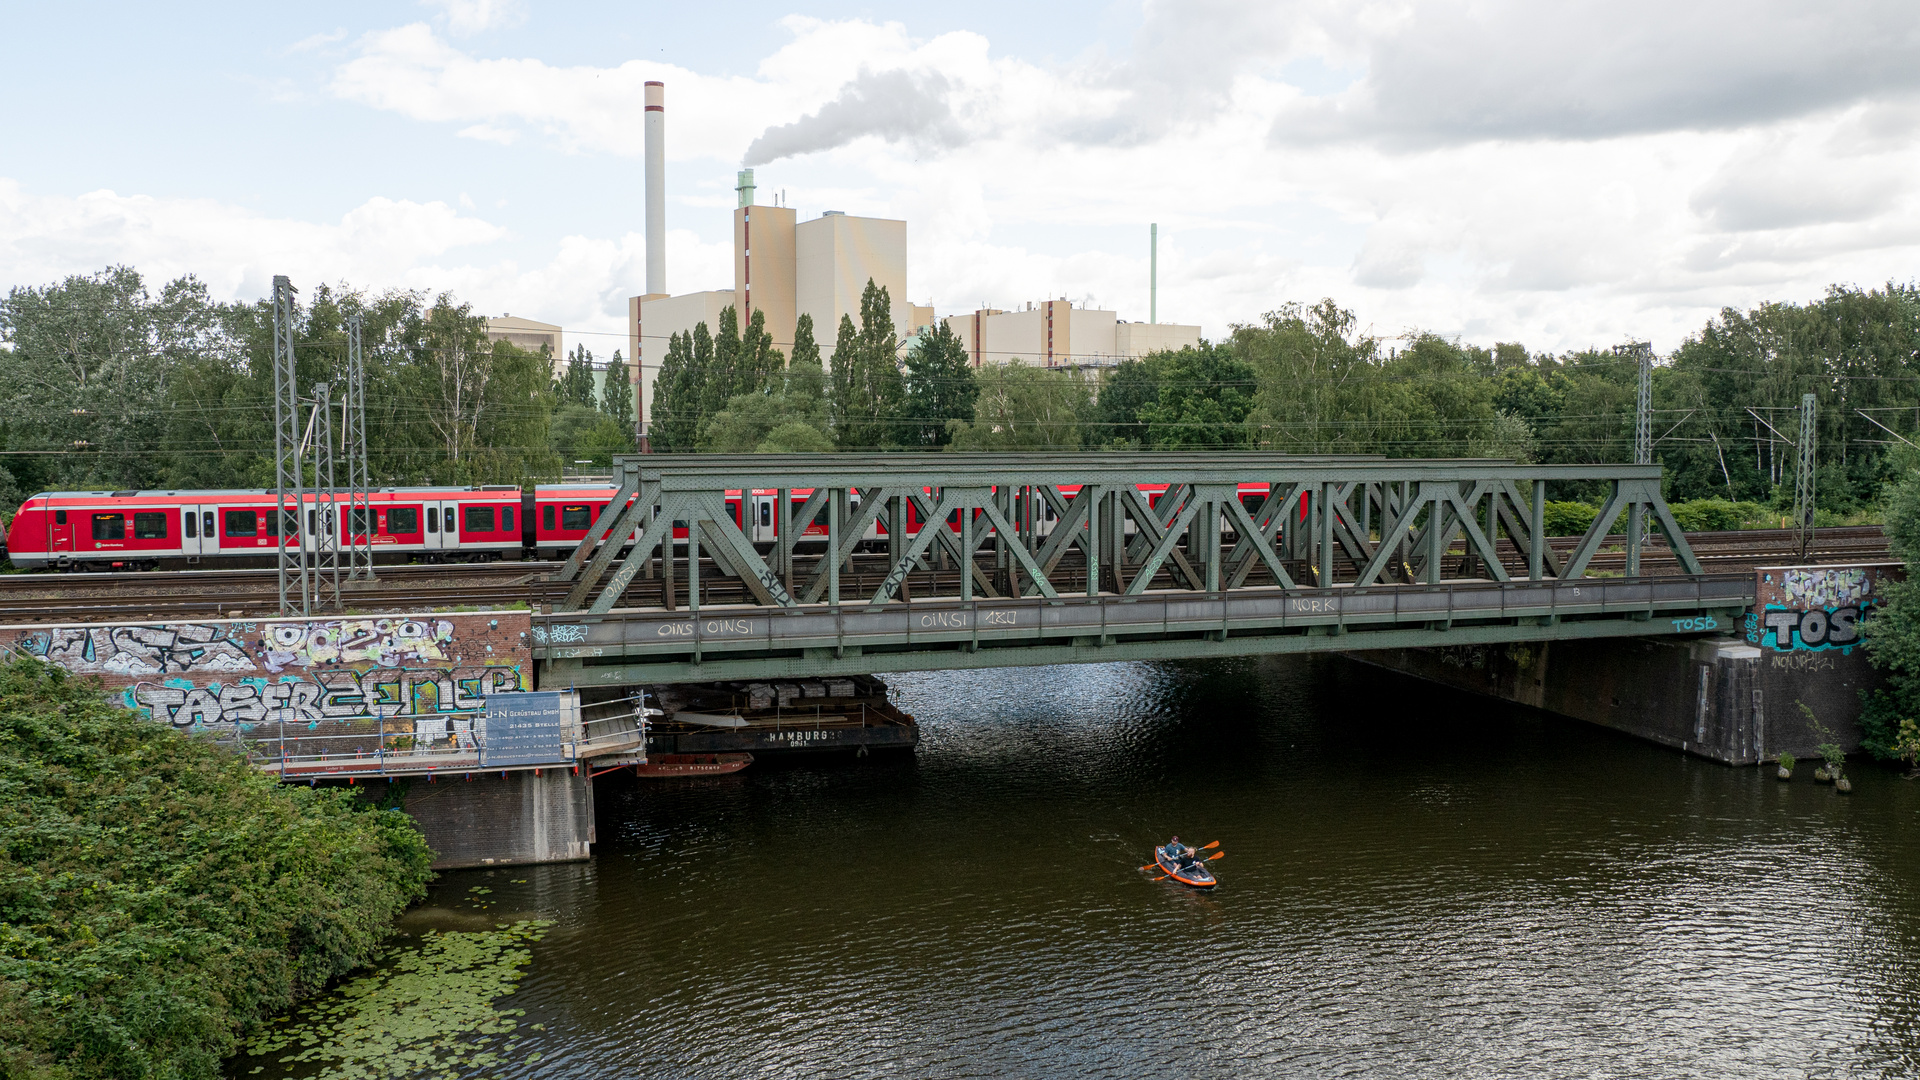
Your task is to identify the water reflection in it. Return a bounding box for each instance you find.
[238,655,1920,1078]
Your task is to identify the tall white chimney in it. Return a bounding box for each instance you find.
[644,80,666,296]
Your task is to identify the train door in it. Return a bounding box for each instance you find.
[425,500,457,551]
[753,493,775,543]
[49,506,73,560]
[181,503,216,559]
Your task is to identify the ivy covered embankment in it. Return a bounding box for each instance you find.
[0,659,434,1080]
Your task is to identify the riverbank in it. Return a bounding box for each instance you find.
[0,659,433,1080]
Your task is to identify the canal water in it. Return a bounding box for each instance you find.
[235,655,1920,1078]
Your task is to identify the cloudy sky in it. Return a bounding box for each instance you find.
[3,0,1917,354]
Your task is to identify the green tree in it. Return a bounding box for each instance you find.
[649,331,698,452]
[740,307,783,396]
[946,363,1090,450]
[552,402,632,468]
[705,306,742,425]
[829,313,860,444]
[901,320,977,447]
[1089,354,1166,448]
[1139,343,1257,449]
[558,345,596,408]
[1863,465,1920,758]
[831,280,905,449]
[699,391,834,452]
[600,348,635,437]
[785,313,826,399]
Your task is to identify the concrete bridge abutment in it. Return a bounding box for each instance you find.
[1348,562,1899,765]
[363,769,596,871]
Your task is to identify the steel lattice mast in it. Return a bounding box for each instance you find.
[309,383,341,610]
[344,314,375,580]
[1795,391,1817,562]
[271,276,308,615]
[1634,343,1653,466]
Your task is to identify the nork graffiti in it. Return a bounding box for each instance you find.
[2,611,533,733]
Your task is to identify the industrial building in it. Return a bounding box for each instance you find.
[624,80,1199,429]
[945,303,1199,369]
[484,316,563,362]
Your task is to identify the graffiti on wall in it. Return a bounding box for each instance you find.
[1745,564,1899,654]
[2,613,533,739]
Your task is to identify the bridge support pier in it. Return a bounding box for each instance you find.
[1349,633,1879,765]
[362,769,596,870]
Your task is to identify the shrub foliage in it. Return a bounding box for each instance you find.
[0,660,433,1079]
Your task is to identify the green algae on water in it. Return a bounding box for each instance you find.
[240,920,554,1079]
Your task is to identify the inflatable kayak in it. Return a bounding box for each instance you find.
[1154,840,1218,889]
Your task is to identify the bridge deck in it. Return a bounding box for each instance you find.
[537,574,1756,684]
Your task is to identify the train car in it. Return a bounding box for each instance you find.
[4,486,526,570]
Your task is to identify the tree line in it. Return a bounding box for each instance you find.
[2,266,1917,524]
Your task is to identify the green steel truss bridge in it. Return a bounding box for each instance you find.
[535,453,1753,685]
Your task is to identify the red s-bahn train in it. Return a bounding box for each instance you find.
[3,482,1300,572]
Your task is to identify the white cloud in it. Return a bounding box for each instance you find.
[422,0,524,36]
[13,5,1920,360]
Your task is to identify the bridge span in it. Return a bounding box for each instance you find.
[536,453,1747,685]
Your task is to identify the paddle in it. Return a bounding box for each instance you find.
[1206,851,1224,861]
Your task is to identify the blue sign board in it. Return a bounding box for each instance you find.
[481,691,569,767]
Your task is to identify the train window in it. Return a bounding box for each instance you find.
[444,508,456,533]
[542,505,555,530]
[502,506,515,532]
[307,509,316,534]
[761,502,771,527]
[202,512,214,537]
[54,510,68,526]
[561,505,592,530]
[1241,494,1262,512]
[133,512,167,540]
[349,508,374,535]
[225,510,258,538]
[464,506,496,533]
[91,514,125,540]
[184,512,197,539]
[425,508,437,534]
[388,508,419,534]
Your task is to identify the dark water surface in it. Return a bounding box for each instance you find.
[243,655,1920,1078]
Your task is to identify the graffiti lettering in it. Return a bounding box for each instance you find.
[703,619,754,635]
[1756,605,1868,652]
[1670,615,1720,633]
[919,612,969,628]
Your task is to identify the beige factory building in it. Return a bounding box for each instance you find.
[630,178,934,424]
[484,316,563,365]
[945,304,1200,368]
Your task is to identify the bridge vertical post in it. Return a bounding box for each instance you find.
[1358,482,1371,545]
[1627,499,1644,577]
[1318,481,1335,586]
[777,487,792,588]
[960,500,974,603]
[687,514,701,613]
[1530,480,1546,580]
[828,492,841,606]
[1086,486,1101,597]
[1425,490,1444,584]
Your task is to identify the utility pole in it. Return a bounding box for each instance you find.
[1633,343,1653,466]
[308,383,342,611]
[1795,391,1817,563]
[344,315,375,580]
[271,276,308,616]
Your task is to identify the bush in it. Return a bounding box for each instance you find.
[1541,501,1598,536]
[1667,498,1768,532]
[0,660,433,1079]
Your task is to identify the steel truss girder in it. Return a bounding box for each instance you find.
[548,454,1703,612]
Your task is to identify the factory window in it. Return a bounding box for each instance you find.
[561,505,592,531]
[388,508,419,534]
[464,506,496,533]
[224,510,257,538]
[502,506,515,533]
[91,513,126,540]
[133,512,167,540]
[542,504,555,531]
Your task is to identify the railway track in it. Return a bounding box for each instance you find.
[0,526,1889,623]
